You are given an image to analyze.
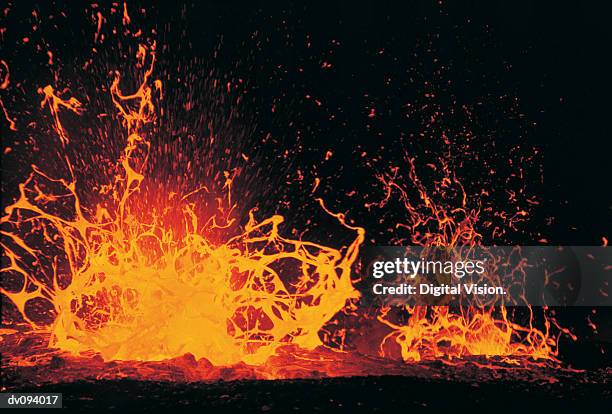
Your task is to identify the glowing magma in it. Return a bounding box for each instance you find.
[1,40,566,371]
[1,44,364,365]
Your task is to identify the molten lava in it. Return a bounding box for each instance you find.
[370,159,567,365]
[1,43,364,366]
[1,20,568,381]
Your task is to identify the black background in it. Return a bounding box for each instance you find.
[2,1,610,244]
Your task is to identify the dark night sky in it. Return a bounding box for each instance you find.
[2,1,610,246]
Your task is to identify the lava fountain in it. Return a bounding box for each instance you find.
[1,43,364,368]
[0,13,573,383]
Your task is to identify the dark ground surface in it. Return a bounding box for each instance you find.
[8,374,610,412]
[2,332,611,412]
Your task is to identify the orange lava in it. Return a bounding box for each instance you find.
[1,43,364,367]
[1,20,568,376]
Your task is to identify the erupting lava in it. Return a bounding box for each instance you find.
[1,43,364,366]
[1,15,569,381]
[371,159,566,364]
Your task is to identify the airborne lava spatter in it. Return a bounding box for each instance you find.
[1,43,364,367]
[368,158,566,364]
[0,3,577,382]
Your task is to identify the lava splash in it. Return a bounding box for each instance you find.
[1,43,364,368]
